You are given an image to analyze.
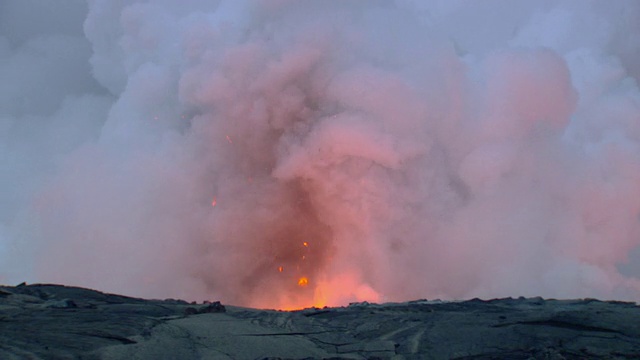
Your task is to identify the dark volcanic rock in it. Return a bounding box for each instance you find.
[1,284,639,359]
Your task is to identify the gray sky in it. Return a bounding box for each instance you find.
[1,0,640,308]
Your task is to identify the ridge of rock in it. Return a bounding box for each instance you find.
[1,283,639,359]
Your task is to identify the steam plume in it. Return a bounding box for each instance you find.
[2,0,640,308]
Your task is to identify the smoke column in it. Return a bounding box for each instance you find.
[1,0,640,309]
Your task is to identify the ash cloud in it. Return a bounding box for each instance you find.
[1,0,640,308]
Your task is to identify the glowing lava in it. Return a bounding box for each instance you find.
[297,277,309,287]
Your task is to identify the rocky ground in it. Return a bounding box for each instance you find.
[1,284,639,359]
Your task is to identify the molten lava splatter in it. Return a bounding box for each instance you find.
[298,277,309,287]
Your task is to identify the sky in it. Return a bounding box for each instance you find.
[1,0,640,309]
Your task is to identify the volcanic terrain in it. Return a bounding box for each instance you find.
[1,283,639,359]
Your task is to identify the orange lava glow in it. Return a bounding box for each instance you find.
[278,266,283,272]
[273,273,382,311]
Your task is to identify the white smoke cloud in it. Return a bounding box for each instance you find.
[1,0,640,308]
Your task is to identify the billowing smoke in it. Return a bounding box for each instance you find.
[2,0,640,308]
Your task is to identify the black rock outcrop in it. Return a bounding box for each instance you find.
[1,283,639,359]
